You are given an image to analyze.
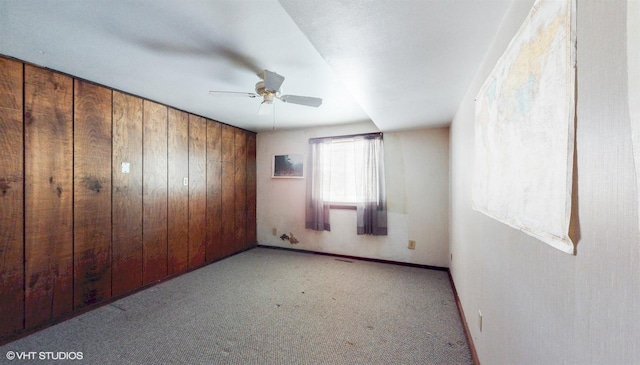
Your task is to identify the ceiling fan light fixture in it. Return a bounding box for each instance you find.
[262,92,275,103]
[258,99,274,115]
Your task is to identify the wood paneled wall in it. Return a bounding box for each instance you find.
[205,122,222,262]
[168,108,190,274]
[0,56,257,341]
[112,91,143,296]
[24,65,74,329]
[0,57,24,336]
[246,133,257,246]
[188,115,207,267]
[73,80,112,309]
[142,100,168,284]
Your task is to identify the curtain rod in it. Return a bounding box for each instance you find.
[309,132,382,143]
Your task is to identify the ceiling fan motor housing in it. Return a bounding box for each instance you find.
[255,81,275,103]
[255,80,266,95]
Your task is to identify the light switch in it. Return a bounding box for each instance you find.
[183,177,188,186]
[121,162,130,174]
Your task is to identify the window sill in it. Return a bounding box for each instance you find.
[329,203,357,210]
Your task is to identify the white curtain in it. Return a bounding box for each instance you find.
[355,135,387,235]
[305,134,387,235]
[305,140,331,231]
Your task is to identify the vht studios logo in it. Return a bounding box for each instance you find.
[6,351,84,361]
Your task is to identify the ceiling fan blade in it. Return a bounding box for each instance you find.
[263,70,285,92]
[216,45,263,75]
[125,38,262,74]
[279,95,323,107]
[209,91,258,98]
[258,101,274,115]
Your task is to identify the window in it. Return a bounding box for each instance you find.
[305,133,387,235]
[323,138,362,205]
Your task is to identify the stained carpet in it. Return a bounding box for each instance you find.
[0,247,472,364]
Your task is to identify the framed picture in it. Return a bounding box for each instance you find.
[272,153,304,178]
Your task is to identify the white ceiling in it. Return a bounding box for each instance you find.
[0,0,513,132]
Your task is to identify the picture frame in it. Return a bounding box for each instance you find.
[272,153,304,178]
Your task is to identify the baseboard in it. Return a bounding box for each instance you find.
[256,244,449,271]
[447,270,480,365]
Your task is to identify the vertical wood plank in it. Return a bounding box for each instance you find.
[206,121,222,261]
[188,115,206,267]
[73,80,112,309]
[208,120,222,163]
[0,57,24,337]
[220,125,235,256]
[221,124,235,163]
[168,108,189,274]
[112,91,143,296]
[24,65,74,328]
[221,162,235,257]
[234,129,247,252]
[246,132,257,248]
[142,100,168,284]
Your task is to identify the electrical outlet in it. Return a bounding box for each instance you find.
[272,228,277,236]
[408,240,416,250]
[479,310,483,332]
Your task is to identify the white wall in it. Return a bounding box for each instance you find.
[257,122,450,267]
[450,1,640,364]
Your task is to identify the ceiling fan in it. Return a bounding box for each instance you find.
[209,70,323,115]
